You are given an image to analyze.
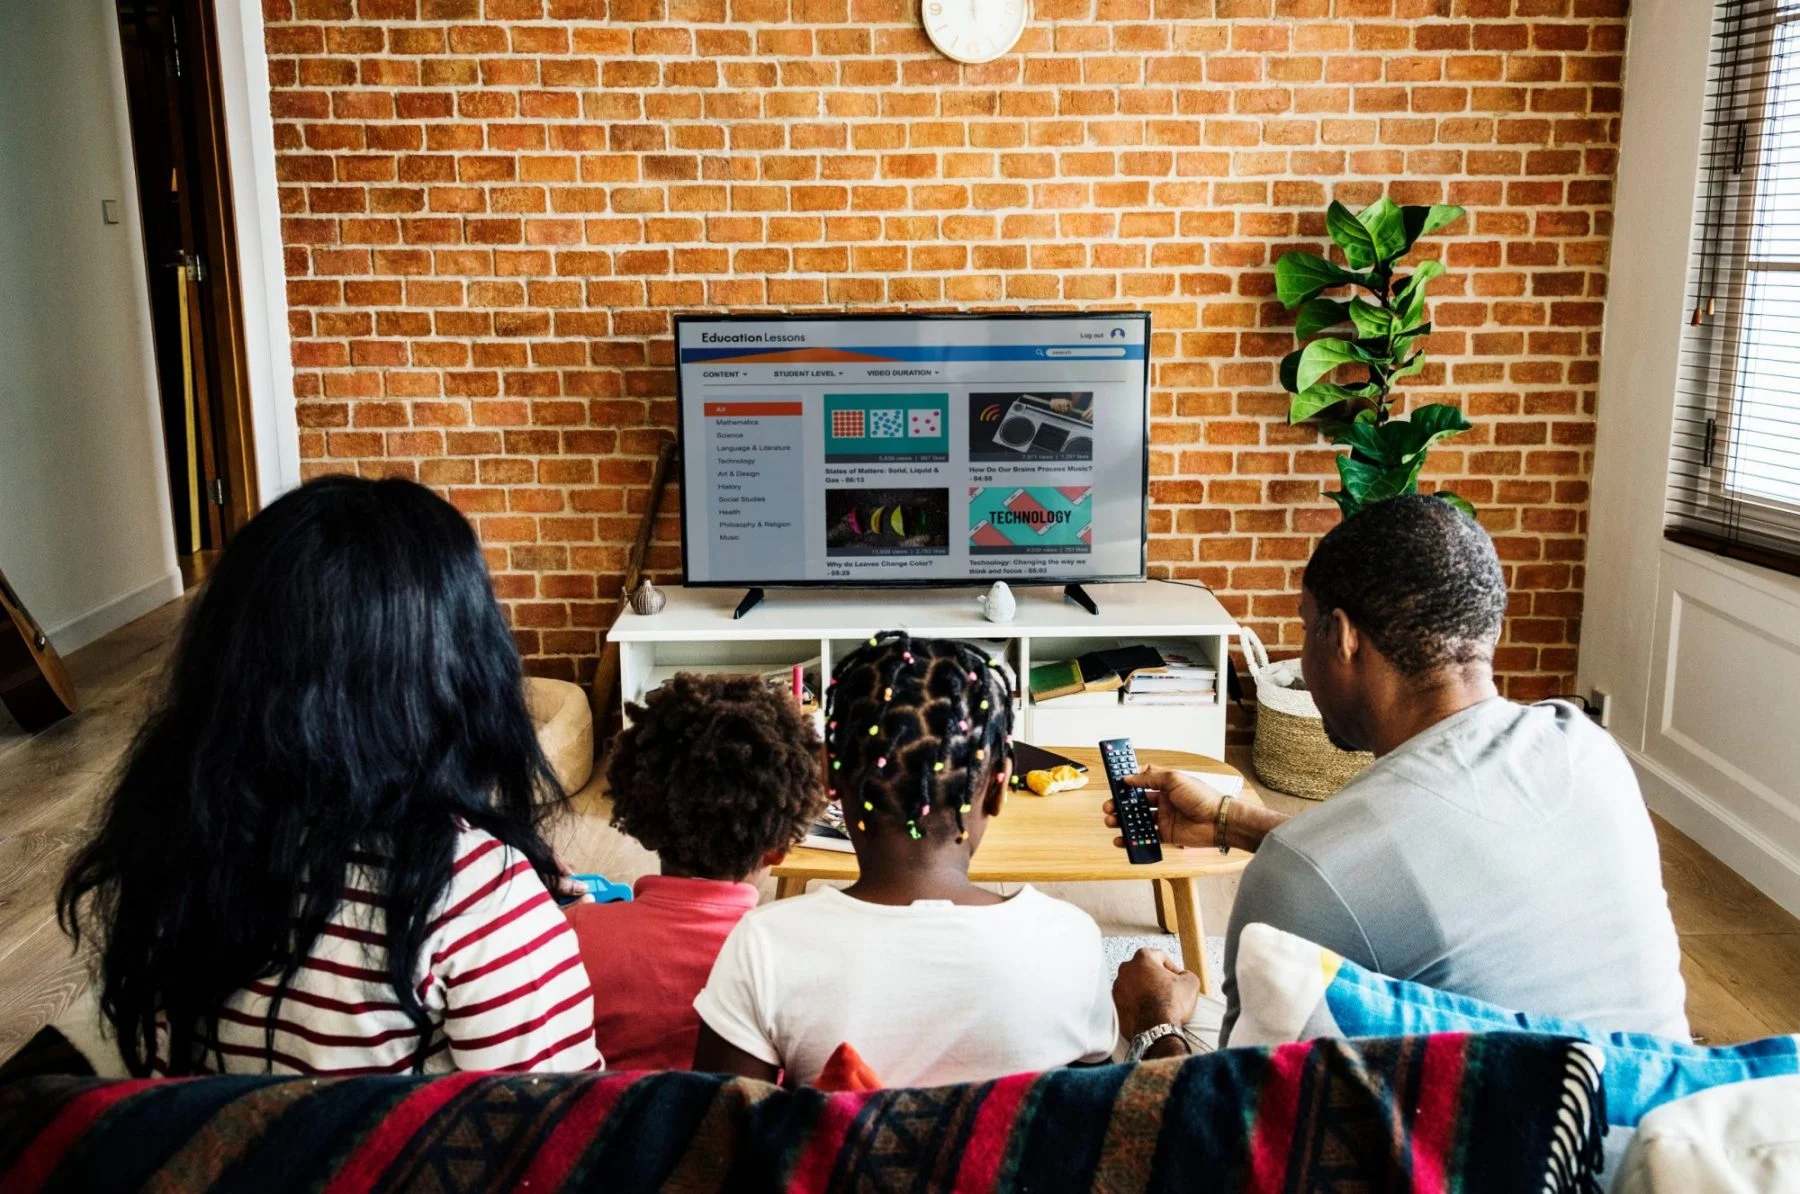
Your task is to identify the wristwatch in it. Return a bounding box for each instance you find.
[1125,1022,1196,1063]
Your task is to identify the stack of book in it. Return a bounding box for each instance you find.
[1122,647,1217,705]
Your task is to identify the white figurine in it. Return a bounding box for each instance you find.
[978,580,1016,624]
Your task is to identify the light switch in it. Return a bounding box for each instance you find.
[101,199,120,224]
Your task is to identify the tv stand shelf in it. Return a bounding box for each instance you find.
[608,582,1240,757]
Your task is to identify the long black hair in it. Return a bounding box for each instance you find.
[823,633,1013,843]
[59,475,564,1076]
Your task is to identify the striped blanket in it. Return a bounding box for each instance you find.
[0,1033,1604,1193]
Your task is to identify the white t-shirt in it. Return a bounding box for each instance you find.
[693,885,1117,1088]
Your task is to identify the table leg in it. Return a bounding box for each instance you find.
[1167,877,1216,996]
[1151,879,1174,933]
[775,876,807,900]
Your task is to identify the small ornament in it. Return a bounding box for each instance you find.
[628,578,666,616]
[921,804,931,816]
[968,670,979,681]
[832,760,841,770]
[863,800,873,810]
[957,832,967,843]
[829,720,837,729]
[858,820,866,831]
[960,719,969,731]
[933,761,944,772]
[883,687,892,700]
[908,823,922,840]
[869,637,879,646]
[975,748,985,760]
[877,756,887,768]
[959,802,972,813]
[977,580,1016,624]
[979,699,989,710]
[869,724,879,735]
[903,652,914,664]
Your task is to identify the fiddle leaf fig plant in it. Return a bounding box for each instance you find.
[1274,197,1474,518]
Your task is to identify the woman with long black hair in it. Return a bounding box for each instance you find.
[60,476,602,1076]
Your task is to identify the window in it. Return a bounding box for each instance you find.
[1669,0,1800,575]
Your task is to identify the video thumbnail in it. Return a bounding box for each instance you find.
[968,393,1094,462]
[824,392,950,463]
[826,488,951,556]
[968,486,1092,554]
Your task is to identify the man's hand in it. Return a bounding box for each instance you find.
[1113,948,1201,1041]
[1102,766,1288,853]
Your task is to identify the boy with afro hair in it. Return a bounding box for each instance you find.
[567,672,825,1070]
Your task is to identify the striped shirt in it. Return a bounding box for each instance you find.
[160,827,602,1076]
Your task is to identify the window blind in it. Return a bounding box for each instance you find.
[1669,0,1800,577]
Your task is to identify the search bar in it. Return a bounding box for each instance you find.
[1044,347,1127,358]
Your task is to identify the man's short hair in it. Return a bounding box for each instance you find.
[1302,494,1507,676]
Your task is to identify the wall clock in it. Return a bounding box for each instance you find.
[922,0,1029,65]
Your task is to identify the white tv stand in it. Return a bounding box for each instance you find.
[607,581,1240,758]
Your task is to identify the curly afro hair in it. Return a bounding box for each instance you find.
[607,672,826,880]
[1302,493,1507,676]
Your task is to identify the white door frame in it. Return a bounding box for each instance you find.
[212,0,301,501]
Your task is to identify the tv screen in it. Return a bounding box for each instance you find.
[674,312,1149,588]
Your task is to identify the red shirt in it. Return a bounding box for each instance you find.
[566,874,760,1071]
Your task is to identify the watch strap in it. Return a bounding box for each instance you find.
[1126,1021,1192,1063]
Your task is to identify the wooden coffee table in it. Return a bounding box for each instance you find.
[771,746,1255,994]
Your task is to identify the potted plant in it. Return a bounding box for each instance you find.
[1273,197,1473,517]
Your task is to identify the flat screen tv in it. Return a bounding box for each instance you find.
[674,312,1150,590]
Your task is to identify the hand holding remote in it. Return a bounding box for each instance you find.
[1103,766,1291,854]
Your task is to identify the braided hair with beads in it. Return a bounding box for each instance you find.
[824,632,1014,843]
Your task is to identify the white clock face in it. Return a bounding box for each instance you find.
[921,0,1028,65]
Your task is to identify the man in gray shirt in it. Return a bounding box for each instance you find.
[1108,495,1687,1059]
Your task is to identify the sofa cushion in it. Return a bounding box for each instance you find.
[1230,921,1800,1128]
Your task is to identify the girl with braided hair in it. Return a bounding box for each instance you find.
[693,632,1117,1088]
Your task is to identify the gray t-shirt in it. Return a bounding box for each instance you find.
[1221,697,1688,1044]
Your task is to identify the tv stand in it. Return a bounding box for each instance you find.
[609,583,1239,757]
[1062,583,1099,615]
[732,587,766,620]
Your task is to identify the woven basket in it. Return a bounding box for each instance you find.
[1241,628,1372,801]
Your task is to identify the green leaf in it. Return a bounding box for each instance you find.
[1289,381,1359,423]
[1357,197,1408,262]
[1296,337,1360,393]
[1395,260,1446,325]
[1325,488,1363,519]
[1337,453,1424,506]
[1326,201,1380,269]
[1275,251,1353,307]
[1348,297,1391,341]
[1391,351,1428,381]
[1336,420,1396,466]
[1434,491,1476,516]
[1295,298,1351,339]
[1279,348,1303,394]
[1393,320,1432,346]
[1375,403,1471,466]
[1400,203,1465,253]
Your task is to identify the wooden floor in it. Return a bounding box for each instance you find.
[3,597,1799,1059]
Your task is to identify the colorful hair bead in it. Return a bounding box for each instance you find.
[876,756,887,768]
[883,687,892,700]
[957,832,968,843]
[933,761,944,772]
[857,820,866,831]
[907,822,922,840]
[975,748,985,761]
[832,759,841,770]
[828,720,837,730]
[979,699,989,710]
[863,800,873,810]
[921,804,931,816]
[959,802,972,813]
[868,724,879,735]
[903,652,914,664]
[868,636,879,646]
[968,671,978,681]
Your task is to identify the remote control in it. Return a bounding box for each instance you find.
[1099,737,1162,864]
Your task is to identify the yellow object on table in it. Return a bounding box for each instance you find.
[1024,764,1087,796]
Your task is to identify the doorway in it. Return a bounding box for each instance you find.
[113,0,257,575]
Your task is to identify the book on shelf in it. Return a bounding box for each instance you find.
[1120,689,1217,706]
[1031,688,1121,709]
[1028,644,1167,703]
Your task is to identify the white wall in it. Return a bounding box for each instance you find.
[0,0,181,652]
[1583,0,1800,918]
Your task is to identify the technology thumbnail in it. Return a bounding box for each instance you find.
[969,393,1095,462]
[824,392,949,463]
[826,488,951,556]
[968,486,1092,554]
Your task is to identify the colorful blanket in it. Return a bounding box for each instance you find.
[0,1034,1604,1193]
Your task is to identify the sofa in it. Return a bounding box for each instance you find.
[0,1031,1604,1193]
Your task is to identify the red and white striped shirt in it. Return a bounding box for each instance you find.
[163,827,602,1076]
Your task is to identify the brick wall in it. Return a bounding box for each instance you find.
[266,0,1625,700]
